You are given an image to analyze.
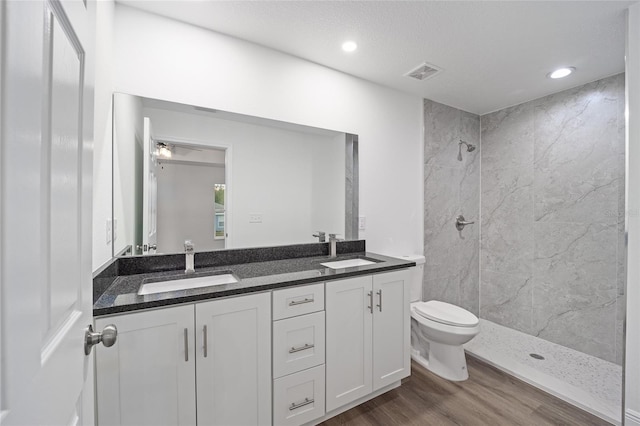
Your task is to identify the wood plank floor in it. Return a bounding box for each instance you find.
[320,357,612,426]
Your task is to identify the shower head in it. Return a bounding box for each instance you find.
[457,140,476,161]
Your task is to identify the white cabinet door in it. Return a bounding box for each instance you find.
[95,305,197,426]
[372,270,411,391]
[325,276,373,412]
[196,292,271,426]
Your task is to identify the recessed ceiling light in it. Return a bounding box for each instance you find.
[342,41,357,53]
[548,67,576,79]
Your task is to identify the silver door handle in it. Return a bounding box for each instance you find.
[289,298,313,306]
[289,343,314,354]
[203,325,208,358]
[367,291,373,314]
[149,244,157,250]
[376,290,383,312]
[455,215,475,231]
[289,398,314,411]
[184,328,189,362]
[84,324,117,355]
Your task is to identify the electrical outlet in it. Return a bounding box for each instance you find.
[113,218,118,241]
[106,219,112,244]
[249,213,263,223]
[358,216,366,230]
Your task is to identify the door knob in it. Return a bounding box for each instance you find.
[84,324,118,355]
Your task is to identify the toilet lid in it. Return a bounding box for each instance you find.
[414,300,479,327]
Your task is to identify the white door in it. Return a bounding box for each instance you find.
[0,0,95,424]
[195,293,271,426]
[94,306,197,426]
[142,117,157,254]
[372,270,411,391]
[325,276,373,412]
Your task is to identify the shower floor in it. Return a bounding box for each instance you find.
[464,319,622,425]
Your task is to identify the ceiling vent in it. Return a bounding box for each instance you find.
[404,62,442,81]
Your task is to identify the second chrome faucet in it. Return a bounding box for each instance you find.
[185,240,195,273]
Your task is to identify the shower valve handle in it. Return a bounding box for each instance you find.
[455,215,475,231]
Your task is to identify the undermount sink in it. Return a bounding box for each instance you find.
[320,258,378,269]
[138,273,238,295]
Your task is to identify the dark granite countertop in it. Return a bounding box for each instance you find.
[94,251,415,317]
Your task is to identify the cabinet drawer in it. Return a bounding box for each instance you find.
[273,311,325,378]
[273,365,325,426]
[273,284,324,320]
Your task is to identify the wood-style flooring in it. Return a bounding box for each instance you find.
[320,356,611,426]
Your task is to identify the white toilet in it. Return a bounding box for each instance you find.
[398,255,480,381]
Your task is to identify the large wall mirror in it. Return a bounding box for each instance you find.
[112,93,358,257]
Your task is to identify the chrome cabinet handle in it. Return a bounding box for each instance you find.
[289,343,314,354]
[289,298,313,306]
[184,328,189,362]
[84,324,118,355]
[203,325,208,358]
[289,398,314,411]
[367,291,373,314]
[376,290,382,312]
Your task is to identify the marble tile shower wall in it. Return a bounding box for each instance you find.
[479,74,625,364]
[423,99,480,315]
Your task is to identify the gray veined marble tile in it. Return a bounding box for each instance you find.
[459,235,479,315]
[424,99,465,169]
[423,274,459,306]
[480,219,534,278]
[533,222,617,361]
[534,222,617,306]
[424,164,460,230]
[424,222,459,282]
[481,165,533,226]
[480,102,534,172]
[480,270,533,334]
[532,297,616,363]
[533,76,622,225]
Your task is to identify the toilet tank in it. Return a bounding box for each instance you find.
[390,254,426,303]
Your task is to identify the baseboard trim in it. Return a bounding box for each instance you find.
[306,381,401,425]
[626,409,640,426]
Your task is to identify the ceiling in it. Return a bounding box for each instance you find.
[118,1,633,115]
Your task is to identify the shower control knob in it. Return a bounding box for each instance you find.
[455,215,475,231]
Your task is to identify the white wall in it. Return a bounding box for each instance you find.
[112,4,423,257]
[143,107,344,248]
[626,4,640,425]
[156,162,225,253]
[92,0,115,271]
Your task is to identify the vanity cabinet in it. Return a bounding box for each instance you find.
[325,270,410,412]
[271,284,326,426]
[94,292,271,426]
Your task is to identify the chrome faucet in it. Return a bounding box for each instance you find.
[313,231,326,243]
[184,240,195,274]
[328,233,343,258]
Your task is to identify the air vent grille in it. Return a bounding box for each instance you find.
[404,62,442,81]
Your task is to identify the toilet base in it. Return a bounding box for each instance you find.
[411,341,469,381]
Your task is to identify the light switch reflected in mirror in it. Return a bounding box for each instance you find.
[112,93,358,257]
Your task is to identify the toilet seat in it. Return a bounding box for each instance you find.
[413,300,478,327]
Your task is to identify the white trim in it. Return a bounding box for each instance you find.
[306,381,401,426]
[626,409,640,426]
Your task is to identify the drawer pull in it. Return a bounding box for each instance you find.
[289,343,315,354]
[289,397,314,411]
[289,298,314,306]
